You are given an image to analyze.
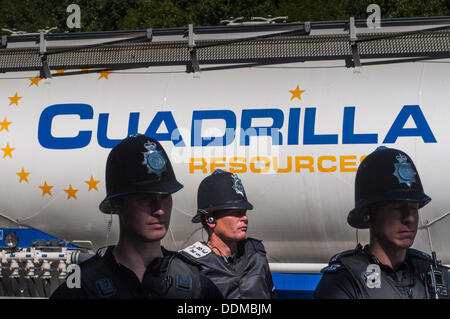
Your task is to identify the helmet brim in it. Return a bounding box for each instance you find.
[99,179,183,213]
[347,192,432,229]
[191,200,253,223]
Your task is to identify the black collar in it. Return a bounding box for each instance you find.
[361,244,410,273]
[101,245,174,272]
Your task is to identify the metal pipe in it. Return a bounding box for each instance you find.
[419,211,450,228]
[57,260,67,288]
[269,263,327,274]
[42,278,51,297]
[26,278,38,297]
[71,251,94,264]
[10,277,21,297]
[41,260,52,279]
[0,249,78,263]
[25,260,38,297]
[419,211,450,254]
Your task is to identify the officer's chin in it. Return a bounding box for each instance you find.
[394,237,415,249]
[236,230,247,240]
[143,227,168,241]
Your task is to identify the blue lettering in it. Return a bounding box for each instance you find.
[37,104,436,149]
[288,108,301,145]
[38,104,93,149]
[383,105,437,143]
[144,111,185,146]
[342,107,378,144]
[97,113,139,148]
[303,108,338,145]
[191,110,236,146]
[240,109,283,146]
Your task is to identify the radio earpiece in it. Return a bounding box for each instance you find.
[207,216,216,224]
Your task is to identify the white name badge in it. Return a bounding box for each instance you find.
[182,242,211,259]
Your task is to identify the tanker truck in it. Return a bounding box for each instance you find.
[1,15,450,298]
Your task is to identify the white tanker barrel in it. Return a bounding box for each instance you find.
[1,16,450,297]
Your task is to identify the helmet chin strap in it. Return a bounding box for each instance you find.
[106,211,113,247]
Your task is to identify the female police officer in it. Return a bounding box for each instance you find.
[51,134,222,299]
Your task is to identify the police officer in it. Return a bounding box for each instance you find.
[51,134,222,299]
[314,146,450,299]
[180,169,275,299]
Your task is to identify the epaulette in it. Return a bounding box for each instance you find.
[321,263,344,273]
[407,248,433,262]
[323,245,364,274]
[329,248,359,264]
[407,249,450,270]
[247,238,266,253]
[172,251,202,267]
[329,243,364,264]
[78,252,102,270]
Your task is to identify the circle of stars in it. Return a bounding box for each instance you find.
[3,70,108,200]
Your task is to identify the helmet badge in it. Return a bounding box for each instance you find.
[393,153,416,187]
[231,173,245,197]
[141,141,167,177]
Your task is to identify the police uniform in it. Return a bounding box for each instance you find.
[51,246,223,299]
[184,170,275,299]
[180,239,275,299]
[50,134,222,299]
[314,147,450,299]
[314,244,450,299]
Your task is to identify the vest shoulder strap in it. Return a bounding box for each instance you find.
[407,248,432,262]
[247,238,266,254]
[329,247,360,265]
[165,254,202,299]
[321,263,345,273]
[79,254,119,298]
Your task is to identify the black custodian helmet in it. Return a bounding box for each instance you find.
[191,170,253,223]
[99,134,183,213]
[347,146,431,229]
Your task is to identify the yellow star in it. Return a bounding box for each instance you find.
[98,71,111,80]
[29,75,43,87]
[85,175,100,191]
[16,167,30,183]
[289,85,306,101]
[1,144,15,158]
[0,117,12,132]
[8,92,22,106]
[64,184,78,200]
[56,69,66,74]
[39,181,53,197]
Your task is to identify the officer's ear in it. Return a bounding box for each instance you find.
[363,213,373,226]
[363,207,377,227]
[205,215,217,230]
[110,197,124,215]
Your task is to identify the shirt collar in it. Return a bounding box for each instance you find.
[102,245,173,270]
[362,244,410,273]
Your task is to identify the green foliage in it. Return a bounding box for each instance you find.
[1,0,450,35]
[389,0,448,17]
[274,0,347,21]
